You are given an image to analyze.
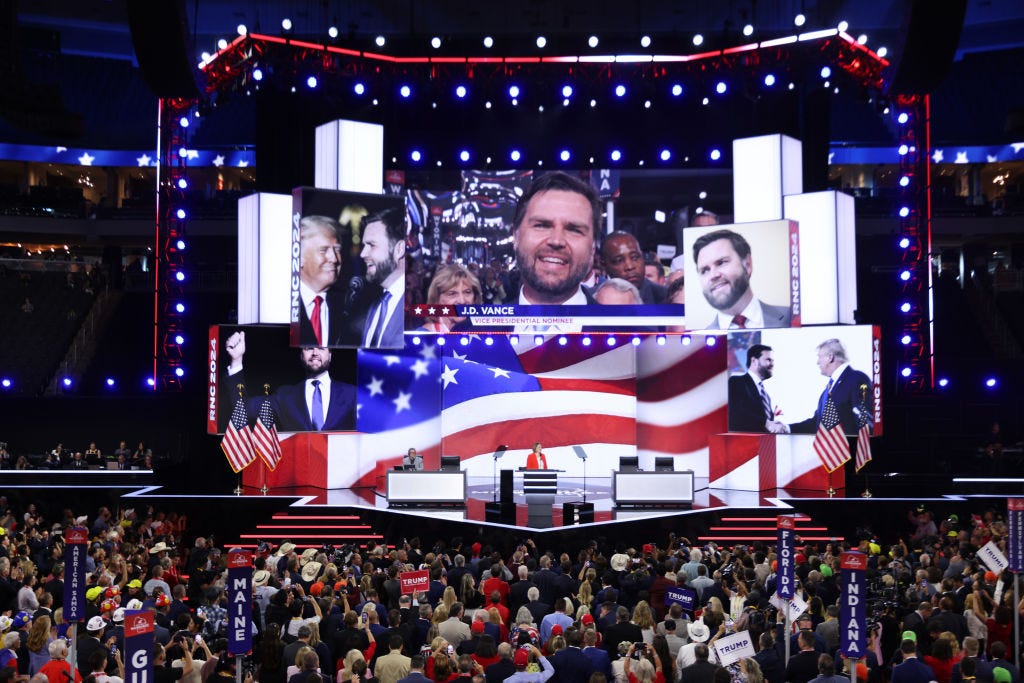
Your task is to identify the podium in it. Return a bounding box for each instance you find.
[521,468,559,528]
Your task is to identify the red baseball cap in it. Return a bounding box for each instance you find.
[514,648,530,667]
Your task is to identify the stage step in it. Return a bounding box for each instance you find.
[229,510,387,550]
[696,513,844,544]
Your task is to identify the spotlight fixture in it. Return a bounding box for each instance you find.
[610,149,622,162]
[400,85,411,98]
[237,24,247,36]
[640,35,651,48]
[716,81,727,94]
[459,150,470,162]
[764,74,776,86]
[510,149,521,162]
[483,36,493,48]
[508,85,520,98]
[455,85,467,98]
[353,82,365,95]
[431,36,441,49]
[588,35,599,48]
[671,84,683,97]
[536,36,547,48]
[410,150,422,162]
[710,148,722,161]
[562,85,573,98]
[375,35,386,47]
[794,13,806,26]
[743,24,754,36]
[614,84,626,97]
[281,18,292,31]
[306,76,318,88]
[937,378,949,387]
[217,38,228,50]
[328,26,339,39]
[693,34,704,46]
[877,46,888,58]
[820,66,831,79]
[837,20,849,32]
[560,149,571,162]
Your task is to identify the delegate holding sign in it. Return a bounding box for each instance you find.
[227,550,253,655]
[63,527,89,621]
[776,516,796,599]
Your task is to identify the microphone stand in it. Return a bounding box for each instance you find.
[491,445,508,503]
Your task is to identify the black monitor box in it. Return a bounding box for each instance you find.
[654,457,675,472]
[439,455,461,471]
[618,456,640,472]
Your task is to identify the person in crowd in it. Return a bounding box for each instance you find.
[417,265,481,333]
[599,232,667,304]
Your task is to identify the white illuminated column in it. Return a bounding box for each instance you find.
[784,191,857,324]
[315,119,385,193]
[237,192,292,324]
[732,134,803,223]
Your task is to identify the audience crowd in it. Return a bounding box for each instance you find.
[0,498,1022,683]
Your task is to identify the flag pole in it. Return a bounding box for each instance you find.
[260,383,271,495]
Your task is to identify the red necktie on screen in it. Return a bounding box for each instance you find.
[311,295,323,346]
[732,314,747,329]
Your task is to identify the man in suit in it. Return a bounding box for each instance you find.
[224,331,356,432]
[580,628,611,679]
[509,565,536,618]
[679,643,720,683]
[728,343,779,433]
[375,635,412,683]
[349,206,406,348]
[438,602,472,650]
[603,606,642,657]
[989,643,1020,683]
[692,228,792,330]
[784,338,874,436]
[548,628,595,683]
[600,232,667,304]
[454,172,603,335]
[294,215,349,347]
[485,644,517,683]
[891,639,936,683]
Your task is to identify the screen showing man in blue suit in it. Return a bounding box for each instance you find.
[693,229,792,330]
[222,330,356,433]
[777,338,873,436]
[355,207,406,348]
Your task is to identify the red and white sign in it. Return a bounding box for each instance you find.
[840,552,868,571]
[229,550,252,569]
[400,570,429,595]
[126,612,154,637]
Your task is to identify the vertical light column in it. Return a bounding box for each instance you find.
[732,134,803,223]
[237,193,292,324]
[314,119,385,193]
[783,191,857,324]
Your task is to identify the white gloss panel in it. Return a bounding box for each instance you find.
[315,119,384,193]
[783,190,857,324]
[613,471,694,505]
[387,470,467,504]
[237,192,292,324]
[732,134,803,223]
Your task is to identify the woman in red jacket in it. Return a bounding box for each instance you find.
[525,443,548,469]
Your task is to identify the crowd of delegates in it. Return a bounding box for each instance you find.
[1,499,1023,683]
[0,441,154,471]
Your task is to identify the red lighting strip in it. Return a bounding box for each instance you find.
[237,532,382,540]
[430,57,469,63]
[394,57,430,63]
[718,516,811,522]
[362,51,397,62]
[722,43,759,54]
[708,526,828,532]
[270,514,362,520]
[697,536,843,542]
[504,57,542,63]
[255,525,373,530]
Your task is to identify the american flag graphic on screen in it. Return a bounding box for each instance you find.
[854,403,872,472]
[355,335,728,483]
[439,337,637,460]
[813,395,851,473]
[252,396,282,471]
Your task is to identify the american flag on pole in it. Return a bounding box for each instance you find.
[221,388,256,473]
[252,393,283,471]
[854,387,872,472]
[813,394,851,473]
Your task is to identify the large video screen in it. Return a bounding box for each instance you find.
[682,220,801,331]
[289,188,407,349]
[401,169,690,335]
[208,324,357,434]
[725,325,882,437]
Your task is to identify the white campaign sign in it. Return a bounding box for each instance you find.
[714,631,756,666]
[979,541,1009,575]
[770,592,808,623]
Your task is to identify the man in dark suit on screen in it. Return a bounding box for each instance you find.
[344,206,407,348]
[295,215,350,347]
[223,330,356,432]
[728,343,778,433]
[692,229,791,330]
[781,338,873,436]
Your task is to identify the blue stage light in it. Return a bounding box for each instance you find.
[455,85,467,99]
[508,85,520,98]
[671,84,683,97]
[899,270,911,281]
[897,112,909,124]
[146,377,155,387]
[764,74,776,87]
[898,144,909,156]
[510,149,521,162]
[179,116,190,128]
[177,178,188,189]
[175,272,186,282]
[175,368,184,377]
[411,336,420,345]
[937,378,949,387]
[175,335,185,345]
[306,76,318,89]
[899,175,910,187]
[660,149,671,161]
[534,335,544,345]
[436,337,447,346]
[353,82,365,95]
[558,336,567,346]
[461,337,470,346]
[985,377,998,388]
[631,337,642,346]
[1,378,10,388]
[900,334,911,345]
[410,150,422,162]
[509,336,519,345]
[706,336,717,346]
[62,377,72,387]
[710,149,722,161]
[899,206,910,218]
[820,66,831,79]
[582,337,592,346]
[682,336,692,346]
[606,336,617,346]
[106,378,116,387]
[900,302,912,313]
[562,85,573,98]
[899,237,910,249]
[901,367,912,377]
[614,84,626,97]
[656,336,666,346]
[459,150,470,162]
[175,303,186,313]
[610,149,622,162]
[716,81,727,94]
[176,240,186,250]
[400,85,411,98]
[253,68,263,81]
[560,149,571,162]
[484,337,494,346]
[176,208,186,219]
